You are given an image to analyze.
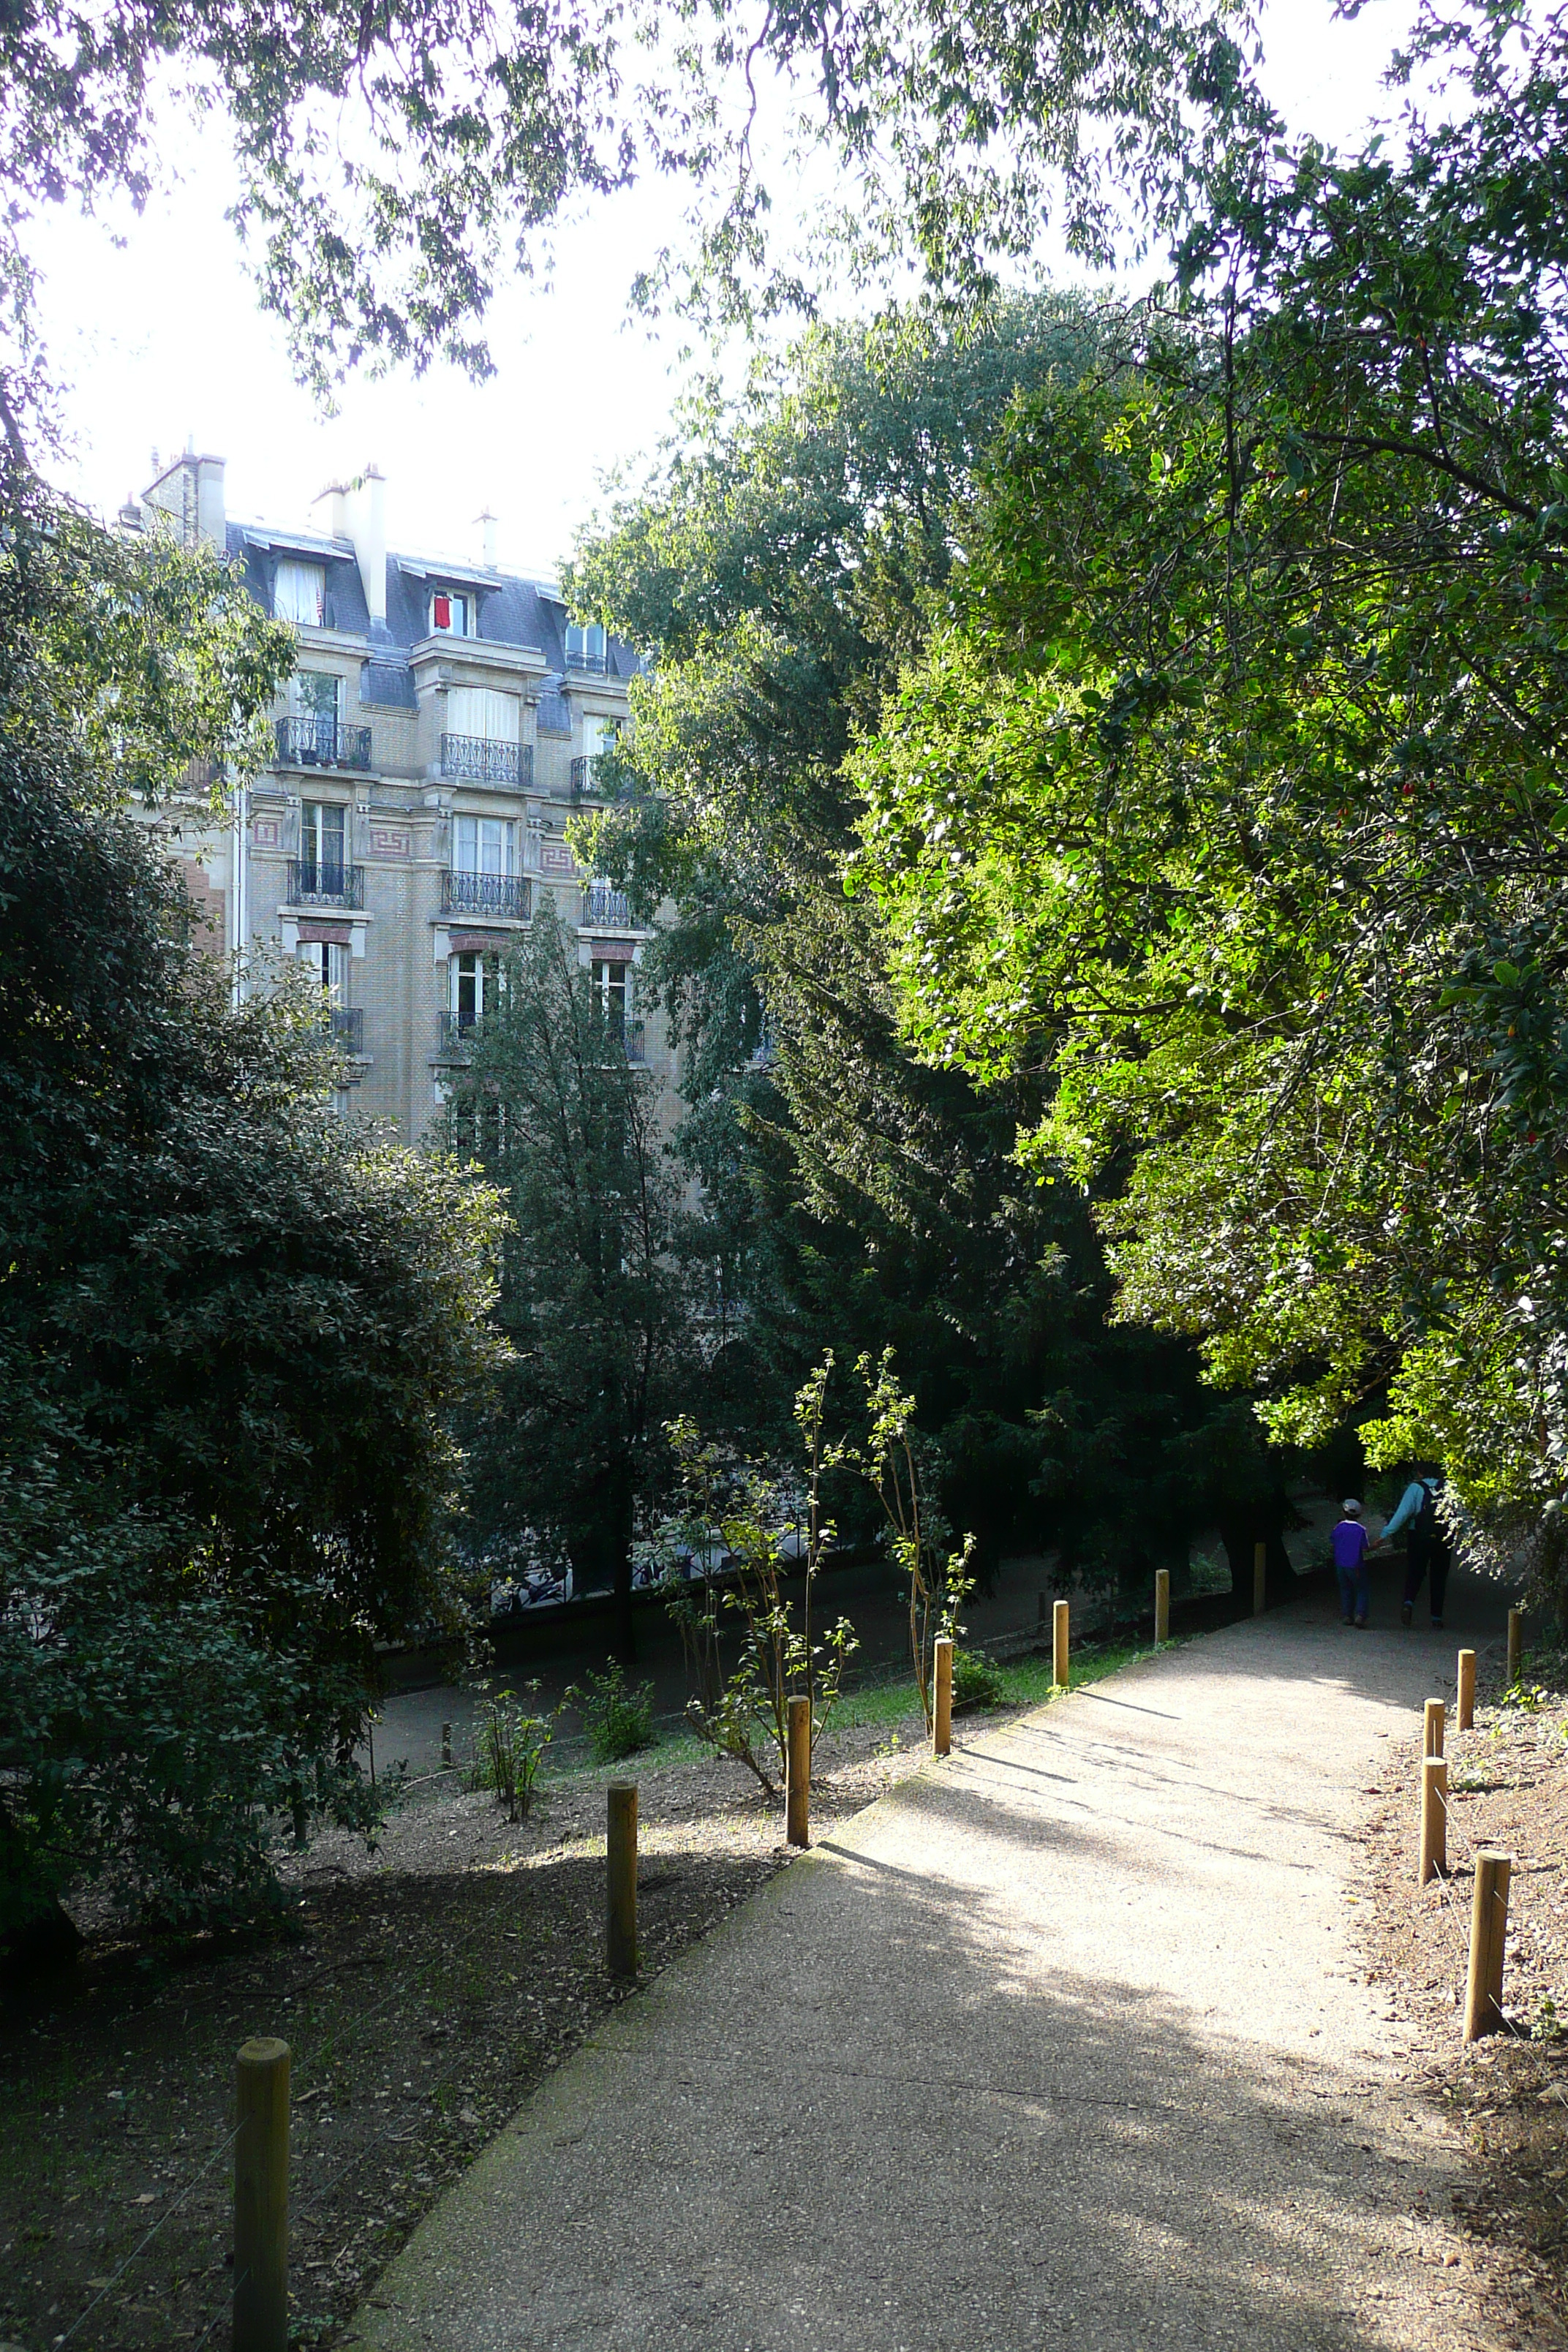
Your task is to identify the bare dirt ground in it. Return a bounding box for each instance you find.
[0,1708,934,2352]
[1359,1643,1568,2349]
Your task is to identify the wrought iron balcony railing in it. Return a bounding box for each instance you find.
[442,871,531,919]
[565,647,608,674]
[582,881,632,927]
[275,717,373,772]
[623,1019,646,1065]
[287,859,364,908]
[326,1006,364,1054]
[437,1010,476,1057]
[440,734,532,788]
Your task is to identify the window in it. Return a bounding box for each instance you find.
[299,801,347,889]
[446,685,519,743]
[298,938,348,998]
[275,560,325,626]
[592,957,631,1036]
[565,621,607,673]
[430,590,471,637]
[451,949,504,1030]
[290,670,340,722]
[453,815,514,876]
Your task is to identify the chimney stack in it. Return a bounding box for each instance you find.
[346,464,388,631]
[140,442,225,548]
[475,508,498,568]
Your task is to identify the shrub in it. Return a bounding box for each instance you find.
[566,1660,657,1763]
[951,1648,1006,1711]
[471,1686,554,1822]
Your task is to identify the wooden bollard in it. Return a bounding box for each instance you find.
[1254,1539,1267,1617]
[1052,1599,1070,1690]
[233,2037,290,2352]
[1424,1696,1445,1759]
[785,1696,811,1847]
[933,1637,953,1758]
[1463,1850,1513,2040]
[606,1783,638,1978]
[1457,1648,1477,1731]
[440,1722,453,1768]
[1154,1567,1170,1645]
[1420,1754,1447,1885]
[1508,1607,1523,1686]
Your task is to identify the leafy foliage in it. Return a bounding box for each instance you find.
[0,1,1271,380]
[0,456,506,1933]
[652,1360,856,1796]
[440,897,693,1640]
[563,1660,657,1765]
[570,302,1290,1588]
[855,2,1568,1539]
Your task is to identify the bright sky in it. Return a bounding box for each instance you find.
[31,0,1417,581]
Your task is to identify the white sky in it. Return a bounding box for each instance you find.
[30,0,1417,581]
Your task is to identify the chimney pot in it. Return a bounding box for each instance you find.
[475,508,498,568]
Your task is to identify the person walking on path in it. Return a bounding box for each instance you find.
[1333,1499,1372,1627]
[1384,1471,1451,1630]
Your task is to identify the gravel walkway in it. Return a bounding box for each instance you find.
[352,1573,1516,2352]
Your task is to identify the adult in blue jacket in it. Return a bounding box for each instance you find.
[1384,1473,1450,1630]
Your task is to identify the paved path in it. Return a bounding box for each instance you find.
[352,1569,1512,2352]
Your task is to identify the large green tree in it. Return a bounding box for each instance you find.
[567,302,1291,1587]
[0,1,1267,384]
[440,899,692,1650]
[1,454,505,1935]
[855,4,1568,1591]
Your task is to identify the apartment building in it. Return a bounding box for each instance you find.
[128,443,660,1142]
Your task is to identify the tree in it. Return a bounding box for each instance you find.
[853,3,1568,1558]
[0,0,1275,387]
[567,300,1292,1591]
[440,898,691,1653]
[1,453,506,1937]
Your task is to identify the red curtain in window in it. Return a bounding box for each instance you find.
[433,594,451,630]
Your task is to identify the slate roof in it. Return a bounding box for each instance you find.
[227,524,639,701]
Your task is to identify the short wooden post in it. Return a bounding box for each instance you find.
[1154,1568,1170,1646]
[785,1696,811,1847]
[1424,1696,1445,1759]
[1254,1539,1267,1616]
[1457,1648,1477,1732]
[1508,1607,1523,1686]
[1463,1850,1513,2040]
[233,2037,290,2352]
[606,1783,638,1978]
[440,1722,453,1768]
[932,1637,953,1758]
[1420,1754,1447,1885]
[1052,1598,1070,1690]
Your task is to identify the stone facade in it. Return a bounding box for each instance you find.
[129,448,664,1145]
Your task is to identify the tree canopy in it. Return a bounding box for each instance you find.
[854,4,1568,1557]
[568,300,1292,1585]
[0,453,505,1932]
[0,0,1270,388]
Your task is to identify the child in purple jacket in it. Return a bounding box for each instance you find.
[1333,1500,1371,1627]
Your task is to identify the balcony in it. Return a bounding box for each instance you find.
[287,859,364,909]
[327,1006,364,1055]
[582,881,632,927]
[436,1010,475,1058]
[565,647,608,675]
[570,754,605,802]
[623,1019,646,1066]
[275,717,372,772]
[440,734,532,788]
[442,871,531,920]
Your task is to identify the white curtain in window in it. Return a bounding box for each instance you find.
[298,940,347,998]
[453,815,513,875]
[275,560,325,625]
[446,686,519,743]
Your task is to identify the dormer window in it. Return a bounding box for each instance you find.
[275,559,325,627]
[565,621,607,674]
[431,590,471,637]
